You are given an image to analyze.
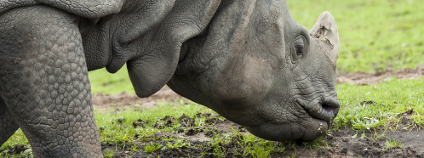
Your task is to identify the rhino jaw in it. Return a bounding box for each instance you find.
[309,11,339,66]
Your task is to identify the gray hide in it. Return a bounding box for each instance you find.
[0,0,339,157]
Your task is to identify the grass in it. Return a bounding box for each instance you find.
[334,77,424,130]
[384,139,403,151]
[287,0,424,73]
[0,130,28,152]
[94,98,214,145]
[89,66,135,95]
[103,151,114,158]
[143,143,163,153]
[2,79,423,156]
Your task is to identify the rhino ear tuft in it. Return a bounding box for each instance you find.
[309,11,339,64]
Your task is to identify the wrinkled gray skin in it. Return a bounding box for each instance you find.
[0,0,340,157]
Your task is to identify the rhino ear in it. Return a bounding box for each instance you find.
[309,11,339,65]
[108,0,221,98]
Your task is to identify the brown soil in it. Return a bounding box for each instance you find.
[336,64,424,85]
[92,86,183,109]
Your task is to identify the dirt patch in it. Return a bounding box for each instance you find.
[336,64,424,85]
[93,86,183,109]
[282,127,424,158]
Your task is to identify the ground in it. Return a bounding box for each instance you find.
[95,66,424,158]
[4,67,423,158]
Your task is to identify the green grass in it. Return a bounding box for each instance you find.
[94,98,215,145]
[143,142,163,153]
[2,78,423,156]
[287,0,424,73]
[0,130,28,151]
[88,66,135,95]
[334,77,424,130]
[384,139,403,151]
[103,151,114,158]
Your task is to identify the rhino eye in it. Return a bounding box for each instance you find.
[295,46,303,56]
[292,37,304,61]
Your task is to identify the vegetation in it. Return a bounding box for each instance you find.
[2,77,423,156]
[335,78,424,130]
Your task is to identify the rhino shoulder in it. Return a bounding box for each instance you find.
[0,0,125,18]
[0,0,38,14]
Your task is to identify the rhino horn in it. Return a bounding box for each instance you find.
[309,11,339,65]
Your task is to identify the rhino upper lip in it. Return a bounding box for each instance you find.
[296,97,340,126]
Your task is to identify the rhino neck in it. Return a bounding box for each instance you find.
[82,0,222,97]
[80,16,114,71]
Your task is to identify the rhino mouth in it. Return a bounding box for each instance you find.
[296,97,340,127]
[320,101,340,126]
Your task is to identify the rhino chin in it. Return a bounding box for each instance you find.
[301,119,329,140]
[244,117,330,141]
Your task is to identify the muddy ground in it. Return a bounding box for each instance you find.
[3,66,424,157]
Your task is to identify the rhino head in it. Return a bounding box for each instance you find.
[167,2,340,140]
[99,0,339,141]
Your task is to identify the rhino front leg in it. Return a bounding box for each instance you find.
[0,6,102,157]
[0,98,19,145]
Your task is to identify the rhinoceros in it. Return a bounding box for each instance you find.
[0,0,340,157]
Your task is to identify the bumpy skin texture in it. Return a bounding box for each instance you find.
[0,6,101,157]
[0,0,339,157]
